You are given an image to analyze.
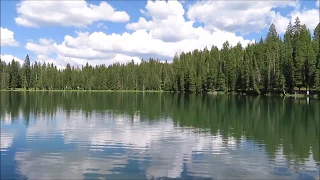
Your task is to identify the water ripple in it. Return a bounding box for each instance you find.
[1,92,319,180]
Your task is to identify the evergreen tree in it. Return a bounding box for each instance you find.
[0,16,317,95]
[312,24,320,90]
[283,21,295,92]
[217,64,227,91]
[64,63,72,89]
[0,60,9,89]
[9,59,21,90]
[293,17,304,90]
[22,55,31,89]
[188,65,196,93]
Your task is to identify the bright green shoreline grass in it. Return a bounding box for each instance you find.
[0,88,166,93]
[0,88,318,98]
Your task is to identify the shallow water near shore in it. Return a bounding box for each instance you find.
[1,92,319,179]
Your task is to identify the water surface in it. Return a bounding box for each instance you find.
[1,92,319,179]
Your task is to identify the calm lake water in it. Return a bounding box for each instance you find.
[0,92,319,179]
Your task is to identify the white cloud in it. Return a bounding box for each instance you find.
[9,0,320,69]
[0,54,24,65]
[0,27,19,46]
[25,38,55,55]
[26,37,141,68]
[186,0,318,35]
[33,54,66,70]
[290,8,319,31]
[56,54,142,67]
[15,0,130,27]
[268,11,290,34]
[261,1,319,34]
[126,0,200,42]
[25,1,254,68]
[126,17,155,31]
[26,28,253,68]
[187,1,296,34]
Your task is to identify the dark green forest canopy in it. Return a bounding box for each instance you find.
[1,19,320,94]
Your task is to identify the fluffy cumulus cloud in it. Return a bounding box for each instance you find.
[15,0,130,27]
[187,0,319,35]
[0,27,19,46]
[0,54,24,65]
[25,36,142,68]
[289,8,319,32]
[268,11,291,34]
[18,0,319,68]
[126,0,200,42]
[25,38,55,55]
[270,1,319,34]
[26,28,253,68]
[187,1,297,34]
[25,0,254,68]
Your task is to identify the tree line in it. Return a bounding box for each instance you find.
[1,17,319,94]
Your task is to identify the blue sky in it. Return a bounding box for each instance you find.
[1,0,319,68]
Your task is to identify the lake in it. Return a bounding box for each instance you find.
[0,92,319,179]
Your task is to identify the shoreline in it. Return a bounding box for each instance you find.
[1,89,318,98]
[208,91,319,99]
[0,89,167,93]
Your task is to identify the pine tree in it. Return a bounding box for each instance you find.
[0,16,317,94]
[22,54,31,89]
[303,27,316,90]
[242,47,251,91]
[64,63,72,89]
[315,69,320,90]
[279,73,286,94]
[293,17,304,90]
[312,24,320,90]
[208,46,219,91]
[189,65,196,93]
[38,62,47,89]
[283,21,295,92]
[251,51,261,94]
[265,23,281,89]
[217,64,227,91]
[9,59,20,90]
[0,60,10,89]
[228,45,237,90]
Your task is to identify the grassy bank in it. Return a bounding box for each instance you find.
[0,88,166,93]
[208,90,319,99]
[0,88,318,98]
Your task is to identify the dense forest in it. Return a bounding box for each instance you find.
[1,18,319,94]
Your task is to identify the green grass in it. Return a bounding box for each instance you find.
[0,88,167,93]
[282,93,318,98]
[0,88,318,98]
